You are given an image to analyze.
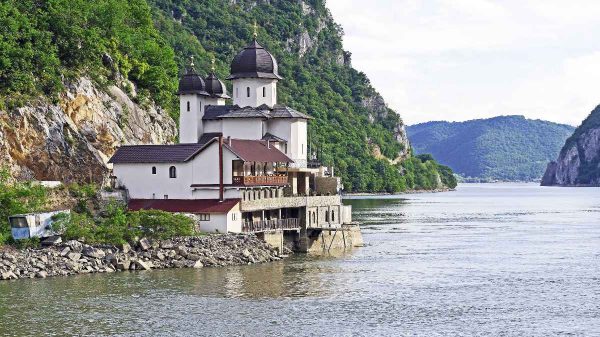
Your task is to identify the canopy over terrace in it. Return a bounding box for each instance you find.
[225,138,292,187]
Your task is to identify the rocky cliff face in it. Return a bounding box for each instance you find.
[0,78,176,183]
[542,106,600,186]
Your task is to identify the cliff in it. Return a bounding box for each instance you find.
[0,78,176,183]
[541,106,600,186]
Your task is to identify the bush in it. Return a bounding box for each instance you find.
[0,168,47,245]
[130,209,194,239]
[53,201,195,244]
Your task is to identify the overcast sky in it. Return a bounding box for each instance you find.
[327,0,600,126]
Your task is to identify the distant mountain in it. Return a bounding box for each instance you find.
[407,116,575,181]
[542,106,600,186]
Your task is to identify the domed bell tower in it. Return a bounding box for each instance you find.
[227,23,282,108]
[177,57,229,143]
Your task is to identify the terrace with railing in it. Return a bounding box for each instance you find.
[232,175,288,186]
[242,218,300,232]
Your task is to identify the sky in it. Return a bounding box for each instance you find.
[326,0,600,126]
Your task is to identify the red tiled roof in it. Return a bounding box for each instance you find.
[128,199,240,213]
[224,139,292,163]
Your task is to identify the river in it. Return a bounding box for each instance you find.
[1,183,599,336]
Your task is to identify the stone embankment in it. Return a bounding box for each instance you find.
[0,235,286,281]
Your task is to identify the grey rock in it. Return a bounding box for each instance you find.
[119,243,131,254]
[1,271,18,280]
[138,238,151,251]
[67,252,82,261]
[116,260,131,271]
[65,240,83,252]
[193,260,204,269]
[82,247,105,259]
[134,260,151,271]
[41,236,62,246]
[160,240,174,249]
[35,271,48,278]
[59,247,71,257]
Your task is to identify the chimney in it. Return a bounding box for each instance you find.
[219,135,224,202]
[267,139,271,149]
[227,136,232,147]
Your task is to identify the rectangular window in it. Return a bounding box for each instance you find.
[262,87,266,97]
[187,101,190,112]
[199,213,210,221]
[164,195,169,200]
[232,213,237,221]
[284,143,288,154]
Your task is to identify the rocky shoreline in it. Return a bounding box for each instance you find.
[0,234,286,281]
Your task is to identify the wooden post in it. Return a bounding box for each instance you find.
[219,135,224,202]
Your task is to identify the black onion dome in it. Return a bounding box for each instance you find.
[204,73,230,99]
[177,67,210,96]
[227,40,282,80]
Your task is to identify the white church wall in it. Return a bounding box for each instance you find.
[222,118,263,139]
[113,162,193,199]
[198,213,228,233]
[267,119,307,166]
[203,120,222,134]
[179,94,203,143]
[232,78,277,108]
[191,141,239,185]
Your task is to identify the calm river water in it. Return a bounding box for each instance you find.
[1,183,600,336]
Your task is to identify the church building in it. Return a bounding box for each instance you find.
[109,36,353,235]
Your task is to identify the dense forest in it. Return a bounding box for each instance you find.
[0,0,455,192]
[407,116,575,181]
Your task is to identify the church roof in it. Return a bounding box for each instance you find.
[128,198,240,214]
[225,139,292,163]
[227,40,282,80]
[204,73,230,99]
[108,135,291,164]
[262,133,287,143]
[177,67,210,96]
[203,104,311,120]
[108,136,218,164]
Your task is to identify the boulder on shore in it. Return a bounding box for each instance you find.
[0,234,283,281]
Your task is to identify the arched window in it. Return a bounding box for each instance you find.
[313,212,316,224]
[325,210,329,222]
[152,167,156,175]
[186,101,190,112]
[199,101,202,110]
[331,210,335,222]
[236,87,239,97]
[262,87,266,97]
[247,87,250,97]
[169,166,177,178]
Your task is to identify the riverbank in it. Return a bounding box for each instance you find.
[0,234,285,281]
[343,188,452,197]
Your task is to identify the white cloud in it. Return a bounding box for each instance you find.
[327,0,600,126]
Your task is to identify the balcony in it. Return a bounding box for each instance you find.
[232,175,288,186]
[242,218,300,233]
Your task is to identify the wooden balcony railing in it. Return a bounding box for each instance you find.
[232,175,288,186]
[242,218,300,232]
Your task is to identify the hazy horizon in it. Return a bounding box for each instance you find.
[328,0,600,127]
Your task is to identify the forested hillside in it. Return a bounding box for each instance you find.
[407,116,575,181]
[0,0,455,192]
